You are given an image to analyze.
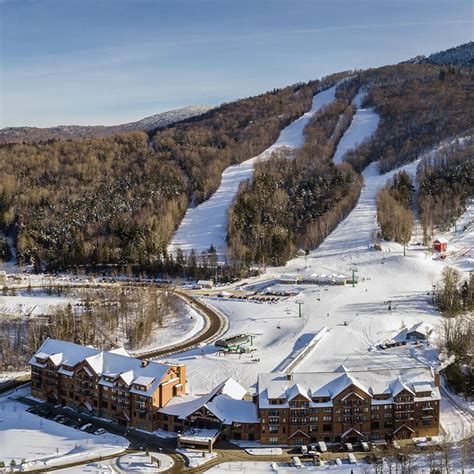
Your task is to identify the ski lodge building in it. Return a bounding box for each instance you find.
[30,338,186,431]
[30,340,440,447]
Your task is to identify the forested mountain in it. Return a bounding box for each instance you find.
[402,41,474,67]
[0,43,472,273]
[343,64,473,172]
[0,77,342,271]
[0,105,212,144]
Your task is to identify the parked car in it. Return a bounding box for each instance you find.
[79,423,92,431]
[94,428,106,436]
[347,453,357,464]
[345,442,353,452]
[335,458,342,466]
[58,417,68,424]
[361,442,370,452]
[299,445,308,456]
[317,441,328,453]
[292,456,303,468]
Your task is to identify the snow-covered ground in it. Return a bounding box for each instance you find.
[0,387,128,471]
[0,289,74,317]
[332,92,379,165]
[132,304,204,356]
[169,102,473,442]
[168,85,338,257]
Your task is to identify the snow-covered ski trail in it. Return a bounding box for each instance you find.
[167,85,339,257]
[332,91,379,165]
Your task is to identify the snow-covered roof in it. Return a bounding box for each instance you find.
[30,338,174,396]
[287,383,311,401]
[390,377,415,397]
[207,395,259,424]
[134,376,155,387]
[160,377,255,424]
[258,366,437,408]
[407,322,434,337]
[211,377,248,400]
[434,237,448,244]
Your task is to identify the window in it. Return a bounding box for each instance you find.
[269,418,279,424]
[269,437,278,445]
[291,418,298,425]
[269,426,278,433]
[423,419,432,426]
[309,417,318,422]
[310,425,318,432]
[323,416,331,421]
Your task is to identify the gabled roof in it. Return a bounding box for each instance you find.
[407,322,434,336]
[30,338,173,395]
[160,378,254,424]
[287,383,311,401]
[390,377,415,397]
[206,395,259,424]
[209,377,247,400]
[289,429,310,439]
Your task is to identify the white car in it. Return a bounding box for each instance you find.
[94,428,106,435]
[79,423,92,431]
[317,441,328,452]
[345,442,353,452]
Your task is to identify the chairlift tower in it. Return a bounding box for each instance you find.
[295,300,304,318]
[349,267,358,288]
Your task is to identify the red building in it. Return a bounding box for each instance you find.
[434,238,448,253]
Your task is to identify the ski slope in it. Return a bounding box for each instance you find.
[172,102,473,444]
[167,86,338,257]
[332,91,380,165]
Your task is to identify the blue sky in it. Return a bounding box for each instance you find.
[1,0,472,127]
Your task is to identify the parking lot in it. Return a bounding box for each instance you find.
[26,405,107,436]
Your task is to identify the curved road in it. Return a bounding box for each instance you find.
[2,281,228,377]
[138,289,228,359]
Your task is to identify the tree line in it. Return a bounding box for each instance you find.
[0,77,339,272]
[437,267,474,395]
[417,138,474,244]
[227,86,361,265]
[0,286,182,371]
[342,64,473,173]
[376,170,415,248]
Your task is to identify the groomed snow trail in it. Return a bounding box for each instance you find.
[168,86,338,257]
[332,91,379,165]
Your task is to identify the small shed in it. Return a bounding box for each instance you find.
[196,280,214,289]
[406,322,434,341]
[434,238,448,253]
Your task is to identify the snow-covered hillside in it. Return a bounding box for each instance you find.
[167,85,339,257]
[168,102,473,442]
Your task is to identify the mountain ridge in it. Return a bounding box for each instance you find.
[0,104,212,144]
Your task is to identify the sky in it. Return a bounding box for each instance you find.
[0,0,472,128]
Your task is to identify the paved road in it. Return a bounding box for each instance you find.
[138,289,227,359]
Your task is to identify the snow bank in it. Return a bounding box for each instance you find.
[0,388,128,470]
